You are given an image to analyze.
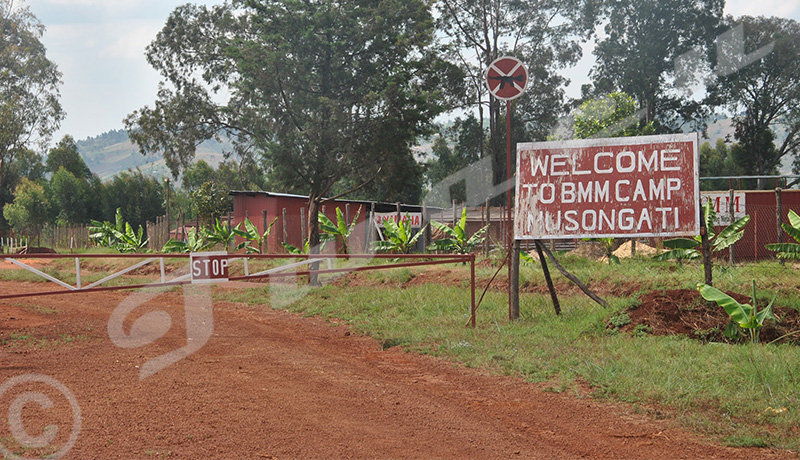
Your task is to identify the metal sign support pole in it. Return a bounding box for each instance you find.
[507,101,520,320]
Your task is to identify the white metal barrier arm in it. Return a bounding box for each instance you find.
[249,257,336,278]
[83,258,158,290]
[4,258,77,291]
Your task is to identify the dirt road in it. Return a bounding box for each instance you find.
[0,279,793,459]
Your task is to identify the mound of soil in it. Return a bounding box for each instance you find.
[16,246,58,254]
[620,289,800,344]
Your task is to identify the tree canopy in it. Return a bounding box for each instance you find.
[46,135,92,179]
[590,0,724,132]
[436,0,598,198]
[573,92,655,139]
[708,16,800,187]
[126,0,455,254]
[0,0,63,230]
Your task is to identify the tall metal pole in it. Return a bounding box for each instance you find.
[507,101,520,320]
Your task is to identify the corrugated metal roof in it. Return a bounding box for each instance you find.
[228,190,444,211]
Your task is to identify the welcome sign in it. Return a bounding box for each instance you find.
[515,134,700,240]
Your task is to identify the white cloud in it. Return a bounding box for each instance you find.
[725,0,800,20]
[99,22,161,60]
[30,0,148,16]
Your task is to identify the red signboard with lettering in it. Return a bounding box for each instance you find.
[515,134,700,239]
[190,251,230,284]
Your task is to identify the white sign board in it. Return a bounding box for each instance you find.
[700,191,746,226]
[374,212,423,228]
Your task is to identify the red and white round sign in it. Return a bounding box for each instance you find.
[485,56,528,101]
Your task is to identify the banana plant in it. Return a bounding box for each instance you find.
[697,281,779,344]
[428,207,488,254]
[654,199,750,262]
[766,210,800,259]
[319,206,361,254]
[234,217,279,254]
[88,208,126,248]
[202,218,241,250]
[372,214,426,254]
[161,228,210,253]
[282,237,330,255]
[88,208,148,253]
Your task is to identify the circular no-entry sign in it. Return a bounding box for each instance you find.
[485,56,528,101]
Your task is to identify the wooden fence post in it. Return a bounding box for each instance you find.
[484,199,490,256]
[422,202,430,250]
[282,208,288,246]
[365,202,375,252]
[262,210,268,253]
[300,207,307,244]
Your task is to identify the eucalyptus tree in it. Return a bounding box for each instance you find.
[125,0,457,266]
[590,0,724,132]
[0,0,64,229]
[707,16,800,188]
[435,0,598,197]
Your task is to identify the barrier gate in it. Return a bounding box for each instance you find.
[0,253,477,326]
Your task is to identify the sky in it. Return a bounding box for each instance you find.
[19,0,800,143]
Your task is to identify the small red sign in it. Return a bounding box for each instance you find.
[190,251,229,284]
[485,56,528,101]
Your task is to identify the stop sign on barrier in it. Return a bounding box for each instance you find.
[190,251,229,284]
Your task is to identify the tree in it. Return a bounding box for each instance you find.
[590,0,724,132]
[2,177,50,237]
[190,181,229,227]
[214,159,266,192]
[699,139,741,190]
[181,160,215,192]
[126,0,452,272]
[0,148,44,232]
[0,0,63,213]
[100,170,165,231]
[708,16,800,188]
[428,207,489,255]
[46,135,92,179]
[425,116,485,204]
[50,167,91,224]
[436,0,597,201]
[573,92,655,139]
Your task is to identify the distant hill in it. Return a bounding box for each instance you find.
[76,129,228,181]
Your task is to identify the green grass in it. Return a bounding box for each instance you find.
[1,331,91,349]
[212,254,800,451]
